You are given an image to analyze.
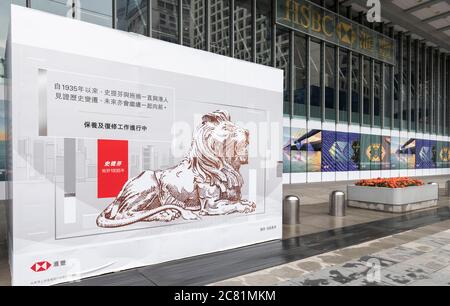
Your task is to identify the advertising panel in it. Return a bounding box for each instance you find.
[7,6,283,285]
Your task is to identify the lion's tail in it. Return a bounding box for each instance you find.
[96,205,200,228]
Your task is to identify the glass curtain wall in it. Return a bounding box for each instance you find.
[411,41,416,131]
[277,29,290,116]
[152,0,179,43]
[324,45,336,121]
[310,40,321,120]
[293,34,307,118]
[374,61,381,127]
[426,48,432,133]
[234,0,252,61]
[362,58,371,126]
[210,0,230,56]
[351,54,360,125]
[402,37,408,130]
[79,0,113,27]
[339,49,349,123]
[384,64,392,128]
[183,0,206,50]
[418,45,423,132]
[255,0,272,66]
[117,0,148,35]
[393,34,401,130]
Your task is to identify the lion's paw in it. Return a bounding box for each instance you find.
[239,200,256,213]
[157,209,181,222]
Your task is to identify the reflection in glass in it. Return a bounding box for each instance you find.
[255,0,272,65]
[234,0,252,61]
[210,0,230,56]
[152,0,179,43]
[293,34,306,118]
[183,0,206,50]
[384,65,392,128]
[393,34,401,130]
[374,62,381,127]
[116,0,148,35]
[276,29,290,116]
[426,49,431,133]
[418,46,424,131]
[362,58,371,126]
[324,45,335,121]
[310,40,321,120]
[338,49,348,123]
[402,38,408,130]
[351,55,360,125]
[79,0,112,27]
[31,0,70,17]
[411,43,416,131]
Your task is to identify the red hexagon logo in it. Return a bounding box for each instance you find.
[31,261,52,272]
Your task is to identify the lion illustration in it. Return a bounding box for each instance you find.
[96,110,256,228]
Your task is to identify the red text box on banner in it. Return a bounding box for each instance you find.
[97,139,128,198]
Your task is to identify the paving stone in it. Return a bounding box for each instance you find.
[275,280,299,286]
[381,266,431,286]
[344,278,391,286]
[401,241,437,253]
[372,246,425,263]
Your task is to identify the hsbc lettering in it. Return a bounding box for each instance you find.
[277,0,394,65]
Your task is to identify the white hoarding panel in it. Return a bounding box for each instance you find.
[7,6,283,285]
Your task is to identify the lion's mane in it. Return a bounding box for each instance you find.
[186,110,244,193]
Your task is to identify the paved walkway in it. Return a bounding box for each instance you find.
[211,220,450,286]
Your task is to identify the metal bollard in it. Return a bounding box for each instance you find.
[329,191,346,217]
[283,195,301,225]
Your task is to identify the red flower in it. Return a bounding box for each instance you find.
[355,177,424,188]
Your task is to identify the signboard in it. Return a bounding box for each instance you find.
[276,0,395,65]
[7,6,283,285]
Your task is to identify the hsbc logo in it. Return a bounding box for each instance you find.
[31,261,52,272]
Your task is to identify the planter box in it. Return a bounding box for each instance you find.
[347,184,439,213]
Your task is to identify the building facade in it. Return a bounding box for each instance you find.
[1,0,450,185]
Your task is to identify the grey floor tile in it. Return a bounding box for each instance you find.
[372,246,425,263]
[381,268,431,286]
[62,270,154,286]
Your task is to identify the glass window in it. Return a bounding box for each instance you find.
[234,0,252,61]
[324,45,335,121]
[183,0,206,50]
[426,49,432,133]
[411,42,416,131]
[293,34,306,118]
[374,61,381,127]
[152,0,179,43]
[418,45,423,132]
[393,34,401,130]
[447,59,450,135]
[31,0,71,16]
[276,29,290,116]
[384,65,392,128]
[338,49,348,123]
[442,55,447,135]
[362,58,371,126]
[402,38,408,130]
[351,54,360,125]
[117,0,148,35]
[79,0,112,27]
[0,0,27,84]
[434,51,439,134]
[210,0,230,56]
[255,0,272,65]
[310,40,321,120]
